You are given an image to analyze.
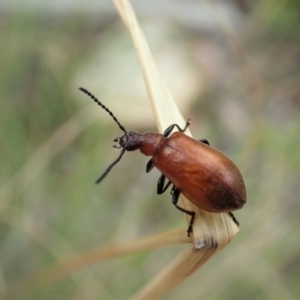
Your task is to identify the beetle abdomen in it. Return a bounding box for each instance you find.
[152,132,246,213]
[207,179,246,211]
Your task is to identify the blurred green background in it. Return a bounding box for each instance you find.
[1,0,300,299]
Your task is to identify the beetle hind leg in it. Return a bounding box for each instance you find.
[171,186,195,237]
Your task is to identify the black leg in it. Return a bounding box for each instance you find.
[163,119,190,137]
[157,174,172,194]
[199,139,209,146]
[171,187,195,237]
[146,158,154,173]
[229,212,239,227]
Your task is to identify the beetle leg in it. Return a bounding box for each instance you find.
[199,139,210,146]
[157,174,172,194]
[171,187,195,237]
[228,212,239,227]
[146,158,154,173]
[163,119,191,137]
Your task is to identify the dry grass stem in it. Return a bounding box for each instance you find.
[6,229,190,298]
[112,0,240,298]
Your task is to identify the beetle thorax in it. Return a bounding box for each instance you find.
[139,133,165,156]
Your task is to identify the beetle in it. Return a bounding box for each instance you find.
[79,87,247,236]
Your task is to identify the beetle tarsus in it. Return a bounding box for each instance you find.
[229,212,239,226]
[163,119,190,137]
[187,211,196,237]
[187,224,193,237]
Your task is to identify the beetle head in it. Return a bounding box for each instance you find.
[114,131,143,151]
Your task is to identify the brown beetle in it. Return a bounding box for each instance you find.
[79,87,247,236]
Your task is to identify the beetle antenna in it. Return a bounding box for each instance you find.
[95,148,126,184]
[79,87,126,133]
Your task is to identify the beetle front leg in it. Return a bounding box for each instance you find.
[163,119,190,137]
[171,187,195,237]
[146,158,154,173]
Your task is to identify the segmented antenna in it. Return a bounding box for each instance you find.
[95,148,126,184]
[79,87,126,133]
[79,87,128,184]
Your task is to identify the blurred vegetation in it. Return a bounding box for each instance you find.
[0,0,300,299]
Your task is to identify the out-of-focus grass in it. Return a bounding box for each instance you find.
[0,1,300,299]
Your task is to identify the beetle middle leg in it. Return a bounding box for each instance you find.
[163,119,190,137]
[157,174,172,194]
[171,186,195,237]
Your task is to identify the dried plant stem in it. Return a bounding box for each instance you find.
[5,229,190,298]
[112,0,239,299]
[134,246,218,300]
[112,0,185,133]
